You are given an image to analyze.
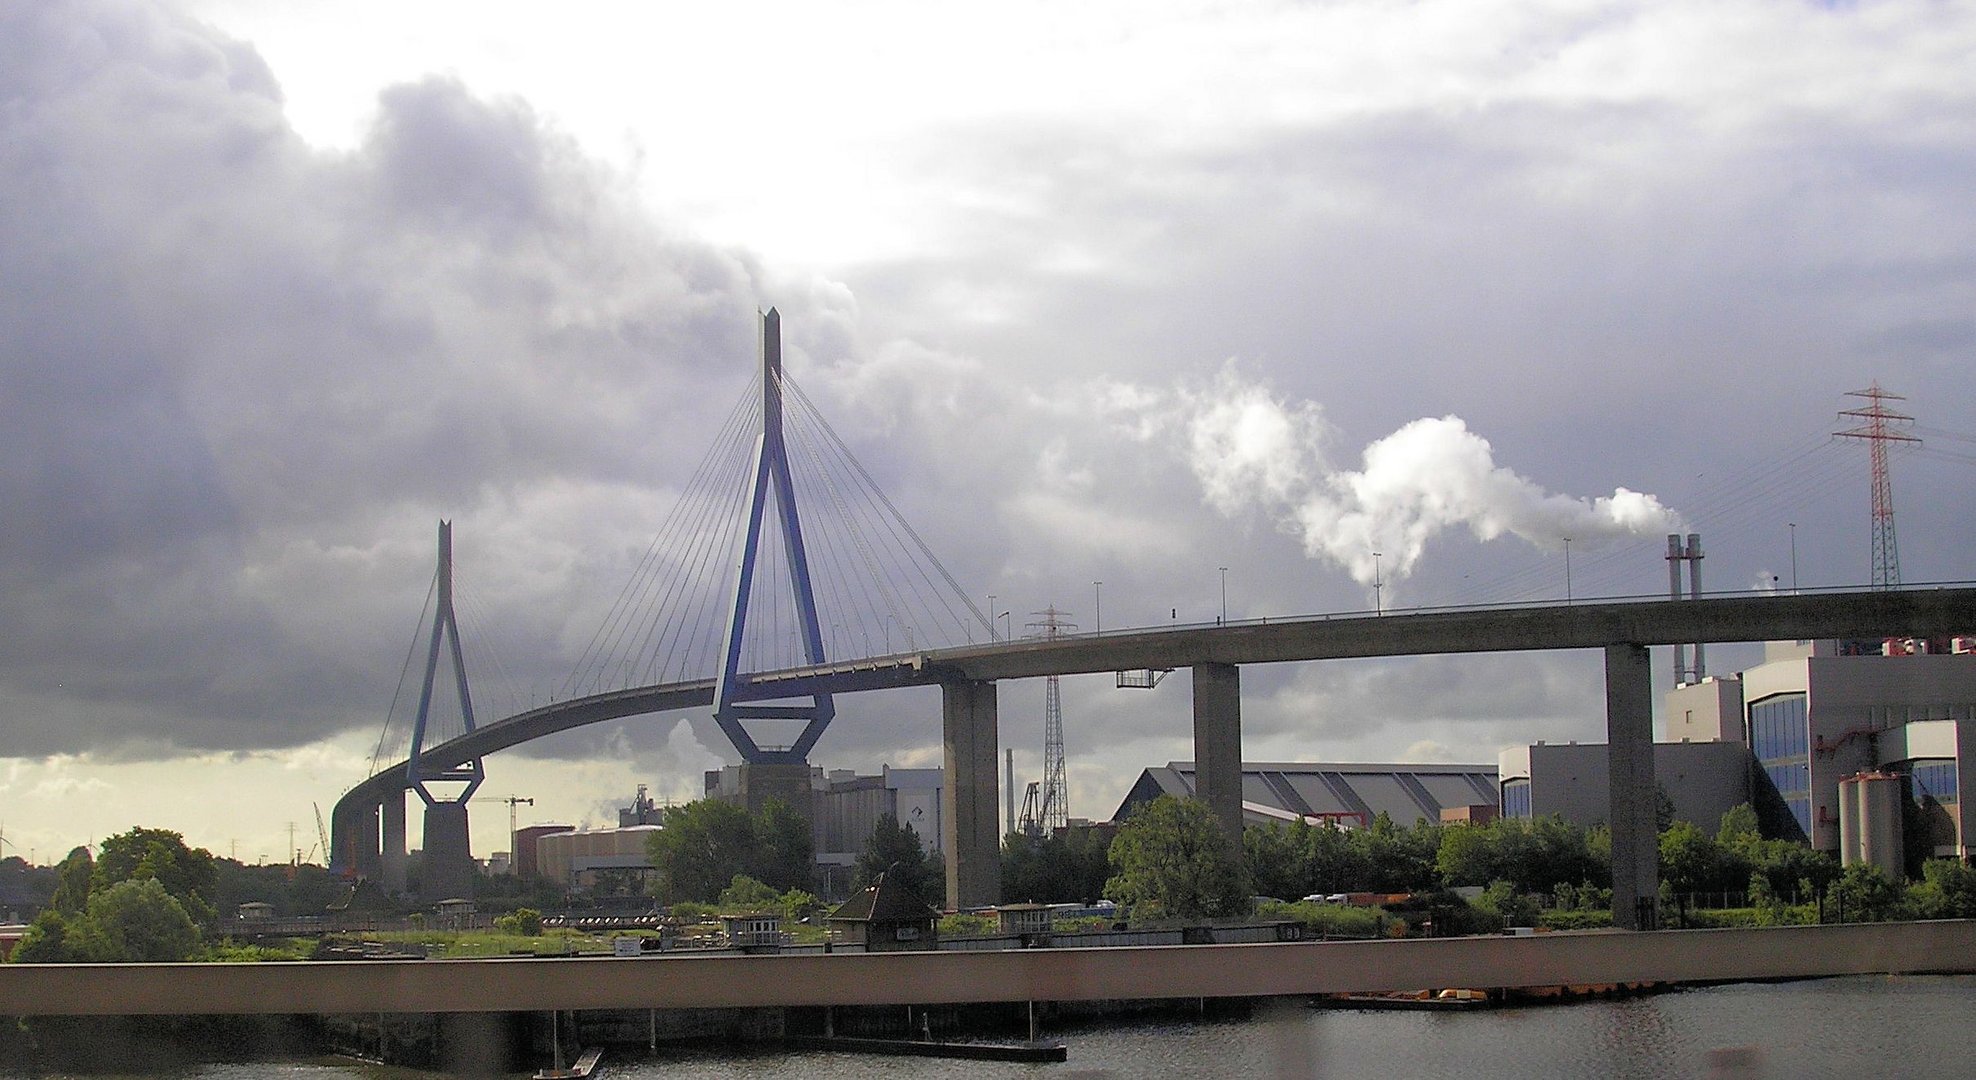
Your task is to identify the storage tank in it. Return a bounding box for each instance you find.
[1838,771,1905,879]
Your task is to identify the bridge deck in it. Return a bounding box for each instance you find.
[4,921,1972,1016]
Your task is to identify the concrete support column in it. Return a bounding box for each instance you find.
[941,679,1001,910]
[381,791,408,895]
[1606,643,1659,930]
[420,802,474,907]
[345,804,381,881]
[1192,663,1244,847]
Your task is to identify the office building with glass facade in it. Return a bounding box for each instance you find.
[1741,639,1976,857]
[1499,639,1976,862]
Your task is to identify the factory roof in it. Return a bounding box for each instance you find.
[1114,761,1499,829]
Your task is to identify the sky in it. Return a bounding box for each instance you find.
[2,0,1972,868]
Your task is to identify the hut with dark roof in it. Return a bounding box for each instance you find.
[826,871,939,952]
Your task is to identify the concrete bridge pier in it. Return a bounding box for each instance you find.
[381,791,408,896]
[1605,643,1659,930]
[1191,663,1244,848]
[420,801,474,905]
[941,679,1001,909]
[333,802,382,882]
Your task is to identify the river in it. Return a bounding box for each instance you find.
[14,974,1974,1079]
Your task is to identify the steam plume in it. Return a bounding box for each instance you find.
[1149,368,1683,586]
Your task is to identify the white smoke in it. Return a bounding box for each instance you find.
[1109,367,1683,587]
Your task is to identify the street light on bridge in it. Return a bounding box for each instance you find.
[1372,552,1383,615]
[1094,581,1103,635]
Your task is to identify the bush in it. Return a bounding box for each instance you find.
[937,913,996,937]
[1538,909,1613,931]
[492,907,543,936]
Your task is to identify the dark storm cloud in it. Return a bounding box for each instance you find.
[0,1,770,757]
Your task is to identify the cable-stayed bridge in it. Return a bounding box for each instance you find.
[331,311,1976,924]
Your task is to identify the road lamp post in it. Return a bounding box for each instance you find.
[988,594,997,640]
[1219,567,1228,624]
[1094,581,1103,635]
[1789,524,1798,594]
[1372,552,1383,615]
[1564,537,1573,603]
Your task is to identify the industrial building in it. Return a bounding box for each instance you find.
[517,767,946,895]
[1501,636,1976,866]
[1497,739,1751,832]
[532,824,661,887]
[1114,761,1500,829]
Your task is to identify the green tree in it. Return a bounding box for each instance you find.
[93,827,218,924]
[493,907,544,935]
[1304,820,1366,895]
[1909,859,1976,920]
[1105,796,1249,919]
[753,798,816,893]
[50,846,94,916]
[9,910,78,963]
[1658,821,1723,896]
[1476,880,1541,929]
[646,799,761,904]
[1006,827,1114,905]
[1830,863,1907,923]
[1358,814,1439,892]
[717,874,783,911]
[855,813,943,906]
[1716,803,1761,846]
[67,879,201,962]
[1244,821,1311,901]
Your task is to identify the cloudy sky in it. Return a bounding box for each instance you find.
[2,0,1971,866]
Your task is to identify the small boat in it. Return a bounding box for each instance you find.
[535,1047,603,1079]
[1310,988,1493,1011]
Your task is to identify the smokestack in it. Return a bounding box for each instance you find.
[1668,534,1688,685]
[1687,533,1705,679]
[1666,533,1706,684]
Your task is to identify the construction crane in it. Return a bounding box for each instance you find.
[502,795,534,874]
[1026,608,1074,833]
[1017,782,1044,838]
[312,804,330,868]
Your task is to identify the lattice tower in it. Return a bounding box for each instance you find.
[1835,384,1920,589]
[1026,607,1076,831]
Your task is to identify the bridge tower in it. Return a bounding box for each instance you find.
[710,309,836,812]
[405,520,484,903]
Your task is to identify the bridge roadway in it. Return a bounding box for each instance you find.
[334,586,1976,923]
[4,921,1973,1017]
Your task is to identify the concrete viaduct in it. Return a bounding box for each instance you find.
[334,585,1976,929]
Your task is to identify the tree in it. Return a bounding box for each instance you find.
[66,879,201,962]
[646,799,762,904]
[50,846,94,916]
[1006,827,1114,905]
[1831,863,1907,923]
[1105,795,1249,919]
[855,813,943,906]
[753,798,816,893]
[9,910,78,963]
[493,907,544,935]
[1716,803,1761,846]
[1909,859,1976,920]
[1244,822,1311,901]
[93,827,218,924]
[717,874,783,911]
[1658,821,1722,896]
[1358,814,1439,892]
[643,798,818,904]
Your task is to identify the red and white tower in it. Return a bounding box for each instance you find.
[1835,384,1920,589]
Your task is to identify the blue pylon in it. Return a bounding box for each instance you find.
[710,308,836,764]
[407,519,485,803]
